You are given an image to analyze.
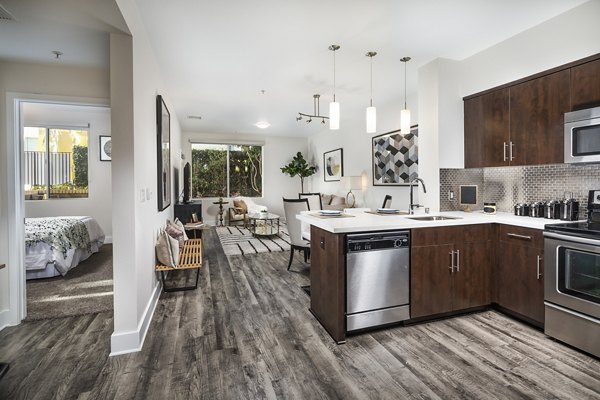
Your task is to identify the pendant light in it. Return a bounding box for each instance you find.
[366,51,377,134]
[329,44,340,130]
[400,56,411,134]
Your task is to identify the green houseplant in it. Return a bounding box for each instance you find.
[280,152,316,193]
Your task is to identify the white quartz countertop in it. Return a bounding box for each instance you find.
[296,209,578,233]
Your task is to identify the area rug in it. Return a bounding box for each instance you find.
[25,244,113,321]
[216,224,291,256]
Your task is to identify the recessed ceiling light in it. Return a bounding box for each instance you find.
[187,115,202,120]
[255,121,270,129]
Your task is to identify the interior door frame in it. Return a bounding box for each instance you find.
[4,92,109,326]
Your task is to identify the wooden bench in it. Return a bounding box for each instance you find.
[155,238,203,292]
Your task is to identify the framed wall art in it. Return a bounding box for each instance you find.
[157,95,171,211]
[372,125,418,186]
[99,135,111,161]
[323,148,343,182]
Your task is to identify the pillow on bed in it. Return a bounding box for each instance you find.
[156,230,179,267]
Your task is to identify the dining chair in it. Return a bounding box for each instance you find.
[299,192,322,211]
[382,195,392,208]
[283,198,311,270]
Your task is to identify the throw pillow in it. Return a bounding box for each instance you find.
[330,195,345,205]
[173,218,189,240]
[156,230,180,267]
[233,198,248,213]
[166,222,185,249]
[321,194,333,206]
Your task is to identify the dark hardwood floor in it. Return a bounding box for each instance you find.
[1,228,599,399]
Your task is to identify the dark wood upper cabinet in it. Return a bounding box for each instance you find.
[464,53,600,168]
[509,70,570,165]
[464,89,509,168]
[571,58,600,110]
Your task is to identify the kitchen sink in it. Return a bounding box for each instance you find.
[406,215,462,221]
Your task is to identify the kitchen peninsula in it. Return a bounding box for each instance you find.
[298,210,558,343]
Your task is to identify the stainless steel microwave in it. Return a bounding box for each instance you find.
[564,106,600,163]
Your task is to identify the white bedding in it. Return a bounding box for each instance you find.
[25,216,105,279]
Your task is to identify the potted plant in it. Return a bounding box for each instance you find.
[280,152,317,193]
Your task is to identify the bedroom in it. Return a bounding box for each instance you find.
[21,101,113,320]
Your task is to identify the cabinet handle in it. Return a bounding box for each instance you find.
[320,237,325,249]
[456,249,460,272]
[503,142,508,162]
[506,233,532,241]
[509,141,515,161]
[449,251,454,272]
[537,255,542,280]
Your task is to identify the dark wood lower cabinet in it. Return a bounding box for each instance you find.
[309,225,346,343]
[411,225,492,319]
[496,226,544,326]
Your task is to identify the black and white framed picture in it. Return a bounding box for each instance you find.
[323,148,343,182]
[372,125,418,186]
[99,135,112,161]
[157,95,171,211]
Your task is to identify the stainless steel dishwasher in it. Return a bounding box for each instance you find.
[346,231,410,332]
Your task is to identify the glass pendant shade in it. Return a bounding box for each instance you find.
[366,106,376,133]
[401,108,411,134]
[329,101,340,130]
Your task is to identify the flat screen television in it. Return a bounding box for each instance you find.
[459,185,478,212]
[183,162,191,204]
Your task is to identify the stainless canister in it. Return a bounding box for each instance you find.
[544,200,561,219]
[530,201,544,218]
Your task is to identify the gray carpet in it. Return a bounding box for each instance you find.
[25,244,113,321]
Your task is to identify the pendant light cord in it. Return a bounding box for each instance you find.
[333,49,336,102]
[370,56,373,107]
[404,60,407,109]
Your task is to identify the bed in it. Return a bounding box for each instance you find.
[25,216,105,280]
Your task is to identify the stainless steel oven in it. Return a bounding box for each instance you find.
[544,231,600,357]
[564,106,600,164]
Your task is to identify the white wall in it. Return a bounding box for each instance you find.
[111,0,183,355]
[182,132,308,222]
[307,93,420,212]
[0,60,109,328]
[23,103,113,239]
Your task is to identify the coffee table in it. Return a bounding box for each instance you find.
[248,212,280,237]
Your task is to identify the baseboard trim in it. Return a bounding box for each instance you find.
[104,236,113,244]
[0,309,11,331]
[109,281,161,356]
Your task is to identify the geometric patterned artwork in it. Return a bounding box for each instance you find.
[372,126,418,185]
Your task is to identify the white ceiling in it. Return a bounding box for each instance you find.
[0,0,589,137]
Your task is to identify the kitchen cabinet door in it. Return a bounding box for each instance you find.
[464,88,510,168]
[411,244,454,318]
[509,70,570,165]
[453,241,492,310]
[497,241,544,325]
[571,58,600,110]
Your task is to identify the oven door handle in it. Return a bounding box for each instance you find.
[543,231,600,246]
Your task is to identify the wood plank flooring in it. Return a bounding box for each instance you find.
[1,228,599,399]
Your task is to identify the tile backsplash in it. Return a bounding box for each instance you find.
[440,163,600,217]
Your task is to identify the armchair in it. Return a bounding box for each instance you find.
[228,197,267,227]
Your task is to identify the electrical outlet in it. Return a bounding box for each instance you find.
[146,188,151,200]
[449,190,454,200]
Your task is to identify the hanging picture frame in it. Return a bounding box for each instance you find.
[372,125,418,186]
[323,148,343,182]
[157,95,171,211]
[99,135,111,161]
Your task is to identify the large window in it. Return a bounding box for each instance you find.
[23,127,89,200]
[191,143,262,197]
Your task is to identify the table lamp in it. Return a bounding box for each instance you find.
[343,176,362,208]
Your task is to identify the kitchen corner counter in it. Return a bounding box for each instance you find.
[297,209,576,233]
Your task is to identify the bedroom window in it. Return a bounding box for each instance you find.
[23,127,89,200]
[191,143,263,198]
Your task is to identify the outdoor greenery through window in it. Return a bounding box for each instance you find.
[191,143,262,197]
[23,127,89,200]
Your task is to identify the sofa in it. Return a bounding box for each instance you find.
[320,193,349,211]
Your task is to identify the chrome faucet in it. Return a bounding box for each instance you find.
[409,177,427,214]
